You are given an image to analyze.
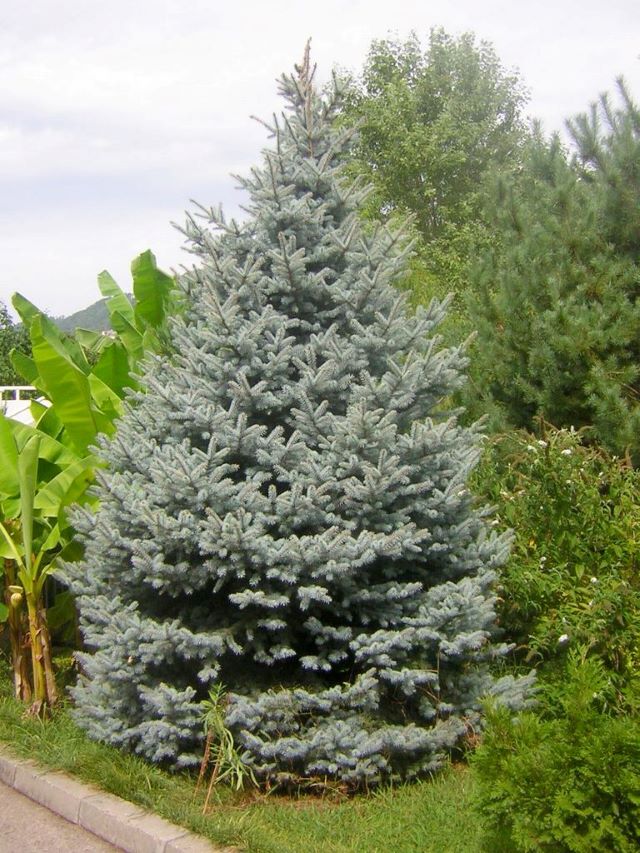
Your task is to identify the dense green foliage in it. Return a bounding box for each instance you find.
[0,31,637,847]
[0,301,31,386]
[343,29,528,302]
[10,251,175,452]
[470,82,640,456]
[474,427,640,703]
[471,428,640,851]
[0,251,175,705]
[472,656,640,852]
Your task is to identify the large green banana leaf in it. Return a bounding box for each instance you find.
[106,310,144,364]
[75,328,110,354]
[33,455,95,516]
[31,404,63,441]
[87,373,123,422]
[18,434,40,569]
[29,315,112,453]
[0,415,20,498]
[97,269,136,327]
[0,422,93,558]
[13,296,91,375]
[97,271,144,363]
[132,249,174,329]
[11,293,43,329]
[7,418,78,467]
[10,350,38,384]
[91,338,136,398]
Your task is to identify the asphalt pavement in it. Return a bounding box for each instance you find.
[0,748,226,852]
[0,780,121,851]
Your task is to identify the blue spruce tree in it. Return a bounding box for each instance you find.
[66,47,530,786]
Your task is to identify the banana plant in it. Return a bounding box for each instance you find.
[0,250,176,705]
[0,422,94,714]
[10,249,176,453]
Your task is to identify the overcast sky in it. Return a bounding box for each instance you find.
[1,0,639,318]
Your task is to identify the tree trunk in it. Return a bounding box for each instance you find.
[38,604,58,707]
[3,561,32,703]
[25,591,53,717]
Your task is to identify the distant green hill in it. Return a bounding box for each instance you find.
[53,294,133,332]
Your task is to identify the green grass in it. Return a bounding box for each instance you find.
[0,662,481,852]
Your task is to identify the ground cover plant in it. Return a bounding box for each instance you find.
[63,47,530,786]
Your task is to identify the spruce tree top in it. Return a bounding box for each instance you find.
[67,46,530,786]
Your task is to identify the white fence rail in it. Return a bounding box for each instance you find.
[0,386,39,424]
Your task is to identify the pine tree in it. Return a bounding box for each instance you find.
[469,81,640,459]
[65,48,530,786]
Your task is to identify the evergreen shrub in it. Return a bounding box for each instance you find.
[469,82,640,458]
[64,50,531,786]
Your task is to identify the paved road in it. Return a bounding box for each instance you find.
[0,780,121,852]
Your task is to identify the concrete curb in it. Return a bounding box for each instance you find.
[0,749,234,852]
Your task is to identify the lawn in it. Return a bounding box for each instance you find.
[0,658,482,853]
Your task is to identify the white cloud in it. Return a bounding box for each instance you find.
[0,205,198,318]
[1,0,639,316]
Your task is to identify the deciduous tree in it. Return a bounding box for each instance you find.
[343,29,528,300]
